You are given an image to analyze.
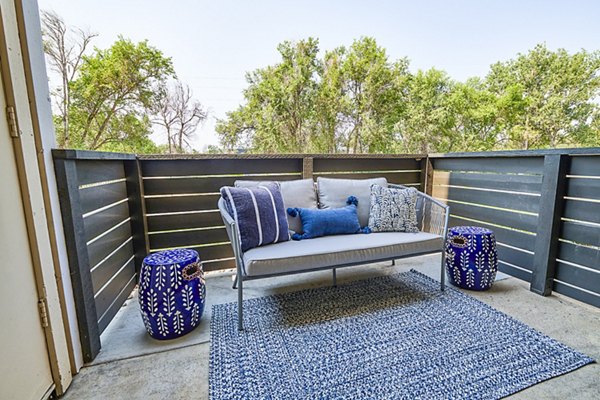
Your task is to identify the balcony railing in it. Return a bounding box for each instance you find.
[52,148,600,362]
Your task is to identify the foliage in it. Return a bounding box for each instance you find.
[42,12,208,154]
[64,38,175,150]
[487,44,600,149]
[217,40,600,153]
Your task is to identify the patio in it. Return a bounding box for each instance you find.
[59,254,599,399]
[1,3,598,398]
[45,148,600,398]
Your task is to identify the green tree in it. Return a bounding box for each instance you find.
[486,44,600,149]
[337,37,409,153]
[395,69,454,153]
[217,38,321,153]
[63,38,175,150]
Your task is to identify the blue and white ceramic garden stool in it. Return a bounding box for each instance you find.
[445,226,498,290]
[138,249,205,340]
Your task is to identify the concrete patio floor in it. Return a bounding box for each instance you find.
[61,254,600,399]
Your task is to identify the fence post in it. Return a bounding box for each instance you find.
[420,157,433,195]
[124,159,149,275]
[530,154,569,296]
[53,156,101,363]
[303,156,314,180]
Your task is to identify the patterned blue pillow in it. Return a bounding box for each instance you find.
[220,183,290,252]
[287,196,370,240]
[368,184,419,233]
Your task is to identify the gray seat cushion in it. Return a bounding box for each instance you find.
[235,179,318,234]
[242,232,442,277]
[317,177,387,227]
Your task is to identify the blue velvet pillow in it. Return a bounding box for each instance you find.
[220,182,290,252]
[287,196,371,240]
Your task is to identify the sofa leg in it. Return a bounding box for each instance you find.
[332,268,337,287]
[440,251,446,291]
[232,274,238,289]
[238,275,244,331]
[391,259,396,266]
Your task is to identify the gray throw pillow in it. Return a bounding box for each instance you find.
[235,179,317,234]
[317,177,387,227]
[368,184,419,233]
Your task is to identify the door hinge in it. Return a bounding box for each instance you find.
[7,105,20,138]
[38,298,49,329]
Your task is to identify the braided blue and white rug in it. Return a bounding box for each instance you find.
[209,270,593,399]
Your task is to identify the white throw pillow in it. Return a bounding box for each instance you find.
[317,177,387,227]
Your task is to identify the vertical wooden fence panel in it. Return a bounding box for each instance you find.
[53,157,100,363]
[530,155,569,296]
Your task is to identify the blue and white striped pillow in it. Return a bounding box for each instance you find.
[220,182,290,252]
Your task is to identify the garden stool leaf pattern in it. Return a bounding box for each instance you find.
[445,226,498,290]
[138,249,206,339]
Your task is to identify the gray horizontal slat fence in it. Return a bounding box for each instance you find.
[554,155,600,307]
[431,149,600,308]
[431,155,543,277]
[54,148,600,365]
[53,150,147,362]
[139,155,426,271]
[139,156,304,271]
[312,157,423,190]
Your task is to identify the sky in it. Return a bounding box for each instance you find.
[37,0,600,151]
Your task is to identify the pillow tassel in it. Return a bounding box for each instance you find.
[346,196,358,206]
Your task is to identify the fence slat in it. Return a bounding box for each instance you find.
[314,172,421,184]
[446,201,538,233]
[433,171,542,194]
[563,199,600,225]
[90,239,134,295]
[433,185,540,214]
[569,155,600,176]
[560,220,600,248]
[141,158,303,177]
[497,245,535,272]
[498,262,532,282]
[145,194,221,214]
[433,157,544,174]
[97,275,137,333]
[448,216,536,252]
[553,281,600,308]
[555,261,600,295]
[87,221,133,269]
[146,211,223,232]
[94,257,135,320]
[313,157,420,172]
[565,177,600,201]
[173,243,233,262]
[76,160,126,186]
[143,174,302,196]
[83,201,130,243]
[149,228,230,251]
[79,181,128,215]
[558,242,600,271]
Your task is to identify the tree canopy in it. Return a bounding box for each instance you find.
[42,12,206,154]
[216,38,600,153]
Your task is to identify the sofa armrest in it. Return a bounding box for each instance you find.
[218,198,245,274]
[389,184,450,239]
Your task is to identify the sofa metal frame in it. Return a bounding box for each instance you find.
[218,184,450,331]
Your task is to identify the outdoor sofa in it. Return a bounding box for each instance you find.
[218,178,450,330]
